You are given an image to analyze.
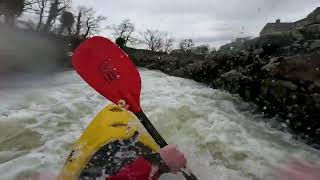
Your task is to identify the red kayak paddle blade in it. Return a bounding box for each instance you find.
[72,36,142,113]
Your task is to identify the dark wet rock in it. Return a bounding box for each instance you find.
[261,52,320,81]
[259,79,298,102]
[309,40,320,51]
[261,57,283,72]
[238,75,260,101]
[253,48,264,55]
[221,70,242,81]
[291,29,305,41]
[291,42,302,48]
[300,24,320,40]
[175,61,219,83]
[308,81,320,93]
[312,93,320,109]
[218,70,243,93]
[172,62,205,78]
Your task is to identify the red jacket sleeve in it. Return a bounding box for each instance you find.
[107,157,160,180]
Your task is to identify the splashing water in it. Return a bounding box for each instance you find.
[0,69,319,180]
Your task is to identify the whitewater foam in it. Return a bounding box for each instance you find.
[0,69,319,180]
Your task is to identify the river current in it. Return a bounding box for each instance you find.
[0,69,319,180]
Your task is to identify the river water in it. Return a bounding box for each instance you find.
[0,69,319,180]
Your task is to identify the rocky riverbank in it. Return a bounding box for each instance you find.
[124,22,320,148]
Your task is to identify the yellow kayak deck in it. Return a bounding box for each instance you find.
[59,104,160,180]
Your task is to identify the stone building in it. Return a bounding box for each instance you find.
[260,7,320,36]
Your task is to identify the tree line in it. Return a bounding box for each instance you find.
[0,0,215,55]
[113,20,216,55]
[0,0,106,39]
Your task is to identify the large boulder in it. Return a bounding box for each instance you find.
[221,69,242,81]
[261,57,283,72]
[259,79,299,114]
[290,29,305,42]
[309,40,320,51]
[125,47,166,67]
[299,24,320,40]
[219,70,243,93]
[238,75,259,101]
[172,61,217,82]
[260,79,297,100]
[261,52,320,81]
[308,81,320,93]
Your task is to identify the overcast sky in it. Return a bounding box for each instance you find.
[73,0,320,47]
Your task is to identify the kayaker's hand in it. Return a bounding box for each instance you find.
[118,99,130,110]
[159,144,187,173]
[275,160,320,180]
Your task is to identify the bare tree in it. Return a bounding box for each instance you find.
[59,11,74,35]
[74,6,106,38]
[25,0,50,30]
[43,0,71,32]
[24,0,36,9]
[112,19,135,46]
[142,29,165,52]
[179,39,195,54]
[0,0,25,26]
[141,30,175,53]
[192,44,210,55]
[163,32,174,53]
[74,6,85,37]
[25,0,70,31]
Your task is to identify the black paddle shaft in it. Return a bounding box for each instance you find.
[135,111,168,147]
[135,111,198,180]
